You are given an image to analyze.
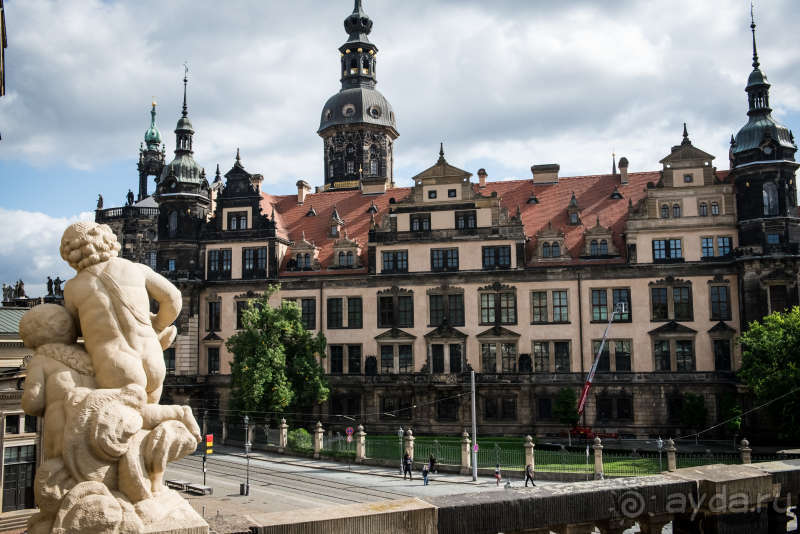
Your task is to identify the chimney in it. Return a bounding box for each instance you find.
[618,157,629,185]
[531,164,560,184]
[477,168,488,188]
[251,173,264,193]
[296,180,312,204]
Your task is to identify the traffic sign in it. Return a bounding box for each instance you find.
[473,444,479,453]
[345,426,354,436]
[206,434,213,456]
[347,435,353,443]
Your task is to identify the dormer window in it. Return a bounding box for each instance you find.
[411,213,431,232]
[569,213,578,225]
[551,242,561,257]
[331,225,339,237]
[455,211,477,230]
[543,243,551,257]
[227,211,247,230]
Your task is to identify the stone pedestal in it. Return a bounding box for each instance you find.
[593,437,604,479]
[666,438,677,472]
[460,431,471,474]
[313,421,324,459]
[740,438,752,464]
[355,424,366,463]
[278,418,288,453]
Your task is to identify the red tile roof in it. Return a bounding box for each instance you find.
[262,169,730,273]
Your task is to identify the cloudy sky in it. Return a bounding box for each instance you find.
[1,0,799,296]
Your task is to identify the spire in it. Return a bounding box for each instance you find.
[344,0,373,42]
[182,62,189,118]
[750,2,759,69]
[437,142,446,164]
[681,122,691,146]
[143,101,162,151]
[214,164,221,182]
[235,147,241,166]
[612,152,617,175]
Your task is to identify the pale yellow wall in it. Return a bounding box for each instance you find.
[376,240,518,273]
[632,229,738,263]
[205,240,270,279]
[671,167,706,188]
[422,184,463,202]
[221,206,252,231]
[476,208,492,227]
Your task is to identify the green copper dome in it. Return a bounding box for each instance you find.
[144,102,162,150]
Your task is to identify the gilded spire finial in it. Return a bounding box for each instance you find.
[750,2,760,69]
[182,62,189,118]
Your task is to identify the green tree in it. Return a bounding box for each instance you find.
[717,391,742,435]
[553,387,579,427]
[226,285,329,416]
[739,306,800,440]
[679,393,708,432]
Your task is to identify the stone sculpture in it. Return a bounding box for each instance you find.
[47,276,54,296]
[20,221,207,534]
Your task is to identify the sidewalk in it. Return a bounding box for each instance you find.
[209,444,532,487]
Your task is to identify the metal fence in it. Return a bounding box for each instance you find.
[321,433,356,458]
[476,442,525,470]
[675,452,740,469]
[534,447,594,475]
[414,439,461,466]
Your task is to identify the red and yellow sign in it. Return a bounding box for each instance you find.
[206,434,213,455]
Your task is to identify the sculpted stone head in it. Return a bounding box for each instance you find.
[60,222,121,271]
[19,303,78,349]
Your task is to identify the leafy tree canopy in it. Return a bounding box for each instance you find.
[226,285,329,418]
[739,306,800,440]
[553,387,579,427]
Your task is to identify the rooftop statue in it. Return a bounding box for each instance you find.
[20,221,207,534]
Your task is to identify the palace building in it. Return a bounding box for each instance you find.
[96,1,798,439]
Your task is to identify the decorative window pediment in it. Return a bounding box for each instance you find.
[377,286,413,297]
[476,326,521,339]
[478,282,515,293]
[426,284,464,296]
[535,222,568,260]
[288,231,320,271]
[583,217,617,257]
[375,328,416,341]
[424,324,467,339]
[567,192,581,225]
[332,233,360,268]
[649,276,691,288]
[647,321,697,336]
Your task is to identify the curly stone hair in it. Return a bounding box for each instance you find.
[60,222,121,271]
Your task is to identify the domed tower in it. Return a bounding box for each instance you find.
[152,69,211,278]
[731,11,800,325]
[318,0,398,192]
[137,101,166,200]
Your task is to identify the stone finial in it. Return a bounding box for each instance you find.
[462,430,470,440]
[280,418,286,425]
[666,438,676,451]
[405,428,413,437]
[593,437,602,447]
[525,435,533,445]
[316,421,323,430]
[357,424,364,432]
[740,438,750,449]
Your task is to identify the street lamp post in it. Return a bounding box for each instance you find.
[657,436,664,472]
[242,415,251,496]
[397,427,404,475]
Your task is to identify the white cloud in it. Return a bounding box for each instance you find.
[0,209,93,298]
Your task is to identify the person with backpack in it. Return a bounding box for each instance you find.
[422,462,430,485]
[403,452,413,480]
[524,463,536,487]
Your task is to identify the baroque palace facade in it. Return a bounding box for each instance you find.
[95,1,798,439]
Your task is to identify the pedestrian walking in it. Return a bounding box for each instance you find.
[428,453,437,474]
[494,464,501,486]
[422,462,430,485]
[403,452,413,480]
[524,463,536,487]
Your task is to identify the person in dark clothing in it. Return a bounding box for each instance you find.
[422,462,430,485]
[403,452,413,480]
[524,463,536,487]
[428,454,437,474]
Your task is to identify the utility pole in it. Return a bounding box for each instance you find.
[471,370,477,482]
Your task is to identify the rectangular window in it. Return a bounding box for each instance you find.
[398,345,413,373]
[481,343,497,373]
[347,297,363,328]
[410,213,431,231]
[592,340,610,372]
[220,249,232,279]
[717,236,732,256]
[168,259,176,272]
[24,415,37,434]
[427,190,437,199]
[378,296,394,327]
[552,290,569,322]
[591,289,608,321]
[484,398,498,420]
[652,240,666,260]
[437,396,459,421]
[769,285,789,313]
[448,294,465,326]
[301,298,316,330]
[397,296,414,327]
[482,246,511,269]
[431,344,445,373]
[164,349,176,374]
[236,300,249,329]
[208,301,221,331]
[449,344,462,373]
[615,340,632,372]
[381,250,408,273]
[675,340,694,371]
[538,398,553,420]
[330,345,344,374]
[612,288,631,321]
[430,248,459,272]
[597,397,613,421]
[429,295,445,325]
[480,293,496,324]
[702,237,714,258]
[380,345,394,373]
[347,345,362,374]
[147,251,157,270]
[713,339,732,371]
[767,233,780,245]
[669,239,682,259]
[673,286,692,321]
[533,341,549,372]
[501,343,517,373]
[617,397,633,420]
[554,341,570,373]
[4,415,18,434]
[654,340,670,371]
[455,210,477,230]
[242,247,267,279]
[448,189,457,198]
[710,286,731,321]
[227,211,247,230]
[500,293,517,324]
[207,347,220,374]
[651,288,668,321]
[501,397,517,420]
[327,298,343,329]
[531,291,548,323]
[243,248,254,276]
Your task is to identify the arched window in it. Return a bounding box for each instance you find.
[349,58,357,74]
[304,254,311,268]
[295,253,302,267]
[542,243,551,258]
[552,242,561,257]
[361,56,370,74]
[168,211,178,237]
[369,145,379,176]
[763,182,779,216]
[673,204,681,218]
[347,251,354,266]
[699,202,708,216]
[338,251,346,265]
[590,240,598,256]
[661,205,669,218]
[599,240,608,255]
[711,202,720,216]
